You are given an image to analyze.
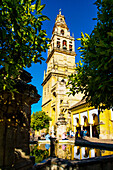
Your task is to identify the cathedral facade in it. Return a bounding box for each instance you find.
[42,10,82,135]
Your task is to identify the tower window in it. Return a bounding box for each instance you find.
[61,30,64,35]
[53,92,56,97]
[61,79,65,83]
[57,41,60,48]
[69,45,72,51]
[60,100,63,104]
[63,40,67,50]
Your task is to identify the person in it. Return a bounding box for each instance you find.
[62,132,67,140]
[45,133,50,140]
[75,130,78,139]
[62,144,66,151]
[84,129,87,137]
[71,131,74,138]
[69,130,72,138]
[45,144,50,150]
[67,131,69,137]
[80,130,84,139]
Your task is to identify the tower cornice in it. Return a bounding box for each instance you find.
[42,71,71,86]
[46,48,76,63]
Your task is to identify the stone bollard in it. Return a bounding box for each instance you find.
[50,137,56,157]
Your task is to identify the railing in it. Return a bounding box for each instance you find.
[47,47,76,62]
[52,47,75,55]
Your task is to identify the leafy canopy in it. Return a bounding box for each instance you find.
[0,0,50,92]
[30,111,52,131]
[67,0,113,110]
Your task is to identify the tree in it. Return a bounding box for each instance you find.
[0,0,50,93]
[30,111,52,131]
[30,144,49,163]
[67,0,113,110]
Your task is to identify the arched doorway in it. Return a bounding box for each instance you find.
[83,116,90,136]
[76,118,81,137]
[92,114,99,138]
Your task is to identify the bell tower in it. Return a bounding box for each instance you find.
[42,10,82,135]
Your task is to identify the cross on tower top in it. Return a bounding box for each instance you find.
[59,9,61,15]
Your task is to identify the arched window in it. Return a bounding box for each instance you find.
[63,40,67,50]
[69,45,72,51]
[57,41,60,48]
[61,29,64,35]
[60,100,63,104]
[53,92,56,97]
[53,108,55,111]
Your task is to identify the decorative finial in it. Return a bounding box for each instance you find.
[59,9,61,15]
[72,33,74,37]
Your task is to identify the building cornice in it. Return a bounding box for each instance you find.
[42,71,69,86]
[41,72,52,86]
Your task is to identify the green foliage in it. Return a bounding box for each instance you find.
[30,144,49,163]
[30,111,52,131]
[67,0,113,110]
[0,0,50,92]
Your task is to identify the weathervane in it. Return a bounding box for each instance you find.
[59,9,61,15]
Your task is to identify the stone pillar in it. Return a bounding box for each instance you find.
[90,124,93,138]
[74,126,76,134]
[51,125,54,137]
[81,125,83,131]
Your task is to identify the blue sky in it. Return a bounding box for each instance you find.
[25,0,97,114]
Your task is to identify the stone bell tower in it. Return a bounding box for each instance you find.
[42,10,82,135]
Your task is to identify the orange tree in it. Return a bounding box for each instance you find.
[31,111,52,131]
[67,0,113,110]
[0,0,50,93]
